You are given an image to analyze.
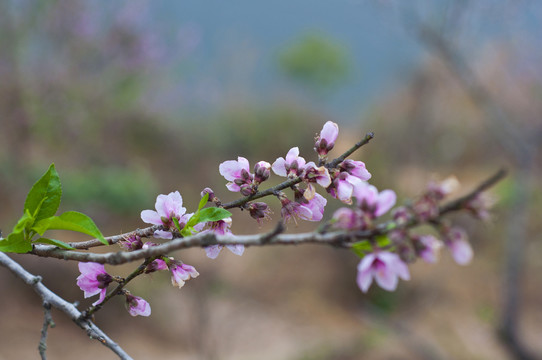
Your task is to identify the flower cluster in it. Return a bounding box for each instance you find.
[70,120,497,323]
[335,176,483,293]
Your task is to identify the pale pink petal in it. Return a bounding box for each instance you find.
[320,121,339,143]
[166,191,185,217]
[357,253,376,273]
[296,205,313,220]
[154,194,169,218]
[336,181,353,202]
[219,160,244,181]
[237,156,250,172]
[226,244,245,256]
[226,182,241,192]
[272,157,287,177]
[305,193,327,221]
[92,288,107,306]
[375,190,397,217]
[296,156,306,170]
[180,264,199,278]
[316,169,331,188]
[205,245,223,259]
[127,296,151,317]
[449,239,473,265]
[285,147,300,164]
[78,262,105,275]
[374,261,399,291]
[140,210,163,225]
[356,268,374,293]
[154,230,173,239]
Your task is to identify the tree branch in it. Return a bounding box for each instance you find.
[0,252,133,360]
[29,168,506,264]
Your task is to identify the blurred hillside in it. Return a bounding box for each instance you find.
[1,1,542,360]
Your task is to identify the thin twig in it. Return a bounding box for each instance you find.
[83,258,156,319]
[39,301,54,360]
[326,132,375,168]
[0,252,133,360]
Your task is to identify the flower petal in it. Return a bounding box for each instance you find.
[320,121,339,143]
[272,157,287,177]
[205,245,223,259]
[219,160,243,181]
[356,267,374,293]
[375,190,397,217]
[285,147,300,164]
[449,239,473,265]
[141,210,163,225]
[154,230,173,239]
[226,244,245,256]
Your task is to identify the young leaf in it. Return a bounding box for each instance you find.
[375,235,391,248]
[351,241,372,258]
[197,207,232,224]
[13,209,35,234]
[0,232,32,253]
[180,226,195,237]
[198,193,209,211]
[32,211,107,245]
[33,238,75,250]
[24,164,62,223]
[172,217,182,232]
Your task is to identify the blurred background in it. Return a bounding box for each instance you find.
[0,1,541,359]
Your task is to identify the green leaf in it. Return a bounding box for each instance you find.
[33,238,75,250]
[0,232,32,253]
[13,209,35,234]
[24,164,62,223]
[172,217,182,232]
[197,207,232,224]
[198,193,210,211]
[375,235,391,248]
[180,226,195,237]
[351,241,372,258]
[32,211,107,245]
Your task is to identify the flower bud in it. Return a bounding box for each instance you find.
[201,188,216,202]
[240,184,255,196]
[120,234,143,251]
[254,161,271,184]
[248,202,271,222]
[314,121,339,157]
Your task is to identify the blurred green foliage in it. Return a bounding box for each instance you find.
[60,165,157,214]
[278,32,351,95]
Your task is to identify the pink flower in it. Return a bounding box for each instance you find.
[330,172,363,203]
[76,262,113,306]
[415,235,443,264]
[314,121,339,157]
[339,160,372,181]
[169,262,199,288]
[332,207,365,230]
[141,191,187,239]
[279,192,326,224]
[356,252,410,292]
[353,182,396,218]
[301,192,327,222]
[445,227,473,265]
[201,218,245,258]
[272,147,307,178]
[125,294,151,317]
[304,162,332,188]
[219,157,255,195]
[279,195,312,224]
[144,258,168,273]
